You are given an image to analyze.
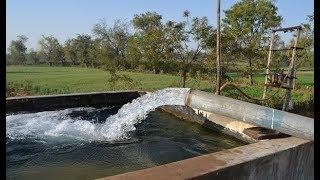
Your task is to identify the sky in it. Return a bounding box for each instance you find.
[6,0,314,51]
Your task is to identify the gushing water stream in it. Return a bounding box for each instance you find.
[6,88,190,142]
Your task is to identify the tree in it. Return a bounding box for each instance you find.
[125,36,143,69]
[91,20,137,90]
[267,35,286,70]
[166,10,214,87]
[278,14,314,69]
[8,35,28,65]
[93,19,130,70]
[6,53,10,65]
[294,14,314,68]
[27,48,39,65]
[38,35,65,66]
[73,34,94,67]
[64,39,78,66]
[222,0,282,84]
[132,12,166,73]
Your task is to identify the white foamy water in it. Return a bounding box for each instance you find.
[6,88,190,142]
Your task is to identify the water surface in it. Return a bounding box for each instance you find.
[7,106,246,179]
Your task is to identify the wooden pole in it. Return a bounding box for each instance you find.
[282,29,301,111]
[215,0,221,95]
[262,32,275,100]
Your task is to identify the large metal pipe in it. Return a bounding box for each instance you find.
[185,90,314,141]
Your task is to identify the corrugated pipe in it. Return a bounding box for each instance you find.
[185,90,314,141]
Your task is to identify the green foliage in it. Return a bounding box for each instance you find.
[93,19,130,69]
[161,10,215,86]
[125,36,143,69]
[5,6,314,77]
[73,34,94,67]
[6,80,38,97]
[6,53,10,65]
[223,0,282,45]
[26,49,39,65]
[132,12,166,73]
[295,15,314,68]
[107,71,141,90]
[222,0,282,84]
[6,80,70,97]
[132,12,162,32]
[64,39,78,66]
[8,35,28,65]
[38,35,65,66]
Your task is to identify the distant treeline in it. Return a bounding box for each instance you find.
[6,0,314,84]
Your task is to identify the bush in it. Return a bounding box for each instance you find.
[6,80,70,97]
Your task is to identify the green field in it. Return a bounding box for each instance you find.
[6,66,212,93]
[227,71,314,87]
[6,66,314,115]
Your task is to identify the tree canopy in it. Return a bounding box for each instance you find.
[8,35,28,65]
[222,0,282,84]
[38,35,64,66]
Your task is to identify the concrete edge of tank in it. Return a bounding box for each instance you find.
[6,90,147,113]
[100,136,313,180]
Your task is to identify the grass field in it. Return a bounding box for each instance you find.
[6,66,314,116]
[227,71,314,87]
[6,66,211,93]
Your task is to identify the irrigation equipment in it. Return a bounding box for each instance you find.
[262,25,304,111]
[217,25,305,111]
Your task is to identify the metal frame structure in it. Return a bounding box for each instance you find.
[262,25,304,111]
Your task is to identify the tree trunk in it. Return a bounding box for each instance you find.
[182,68,187,88]
[248,58,253,85]
[91,60,94,68]
[61,60,66,67]
[153,66,160,74]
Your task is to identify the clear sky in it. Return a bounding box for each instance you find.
[6,0,314,51]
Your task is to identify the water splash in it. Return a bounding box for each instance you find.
[6,88,190,142]
[99,88,190,141]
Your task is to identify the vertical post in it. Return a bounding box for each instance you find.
[282,28,301,111]
[292,68,297,90]
[262,32,275,100]
[215,0,221,95]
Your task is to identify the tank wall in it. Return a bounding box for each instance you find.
[6,91,146,113]
[102,137,313,180]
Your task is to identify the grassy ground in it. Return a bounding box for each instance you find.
[6,66,314,116]
[227,71,314,87]
[6,66,211,93]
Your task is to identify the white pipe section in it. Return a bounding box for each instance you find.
[185,90,314,141]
